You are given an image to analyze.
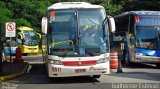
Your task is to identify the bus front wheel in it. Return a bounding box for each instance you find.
[156,64,160,69]
[124,51,132,66]
[23,53,28,56]
[92,75,101,78]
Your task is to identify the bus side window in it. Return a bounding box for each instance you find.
[17,35,21,39]
[17,36,21,43]
[17,35,24,44]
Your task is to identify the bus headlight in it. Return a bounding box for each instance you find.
[96,57,109,64]
[136,53,146,56]
[48,60,63,65]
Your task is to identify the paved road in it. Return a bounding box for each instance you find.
[6,55,44,64]
[2,55,160,89]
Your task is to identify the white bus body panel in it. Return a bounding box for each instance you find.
[48,2,104,10]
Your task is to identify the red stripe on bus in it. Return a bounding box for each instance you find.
[62,60,96,66]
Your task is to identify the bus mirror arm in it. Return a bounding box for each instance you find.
[18,32,25,39]
[102,16,108,27]
[22,39,25,45]
[36,33,42,39]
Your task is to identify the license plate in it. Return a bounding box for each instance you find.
[75,69,86,73]
[32,49,34,53]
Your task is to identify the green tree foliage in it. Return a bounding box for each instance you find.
[0,0,160,33]
[100,0,122,16]
[0,1,13,23]
[117,0,160,12]
[0,0,49,32]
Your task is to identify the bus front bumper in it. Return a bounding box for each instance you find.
[22,45,39,54]
[135,55,160,63]
[47,62,110,78]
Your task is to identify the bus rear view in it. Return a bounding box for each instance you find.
[41,2,115,78]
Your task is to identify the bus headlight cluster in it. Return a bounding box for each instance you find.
[48,60,63,65]
[136,53,146,56]
[96,57,109,64]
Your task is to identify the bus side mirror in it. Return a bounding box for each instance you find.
[108,16,115,32]
[41,17,48,35]
[103,16,115,33]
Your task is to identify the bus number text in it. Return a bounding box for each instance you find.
[52,67,61,72]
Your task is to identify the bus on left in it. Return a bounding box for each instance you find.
[4,26,41,56]
[16,26,41,56]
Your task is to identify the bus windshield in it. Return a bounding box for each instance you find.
[136,26,160,49]
[23,31,38,46]
[17,30,38,46]
[78,9,107,55]
[48,9,108,56]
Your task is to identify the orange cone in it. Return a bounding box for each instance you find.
[110,52,118,69]
[13,46,24,62]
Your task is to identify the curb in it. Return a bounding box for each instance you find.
[0,62,29,81]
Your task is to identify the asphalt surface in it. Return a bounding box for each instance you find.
[2,55,160,89]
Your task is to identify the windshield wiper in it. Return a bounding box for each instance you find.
[86,52,100,56]
[61,52,68,57]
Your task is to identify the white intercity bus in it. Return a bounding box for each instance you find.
[41,2,115,78]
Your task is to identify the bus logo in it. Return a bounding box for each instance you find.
[135,16,140,22]
[78,61,82,65]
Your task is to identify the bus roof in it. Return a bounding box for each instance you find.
[17,26,33,31]
[48,2,104,10]
[114,11,160,18]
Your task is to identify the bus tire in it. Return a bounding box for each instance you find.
[156,64,160,69]
[122,50,126,64]
[92,75,101,78]
[124,51,132,66]
[23,53,28,56]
